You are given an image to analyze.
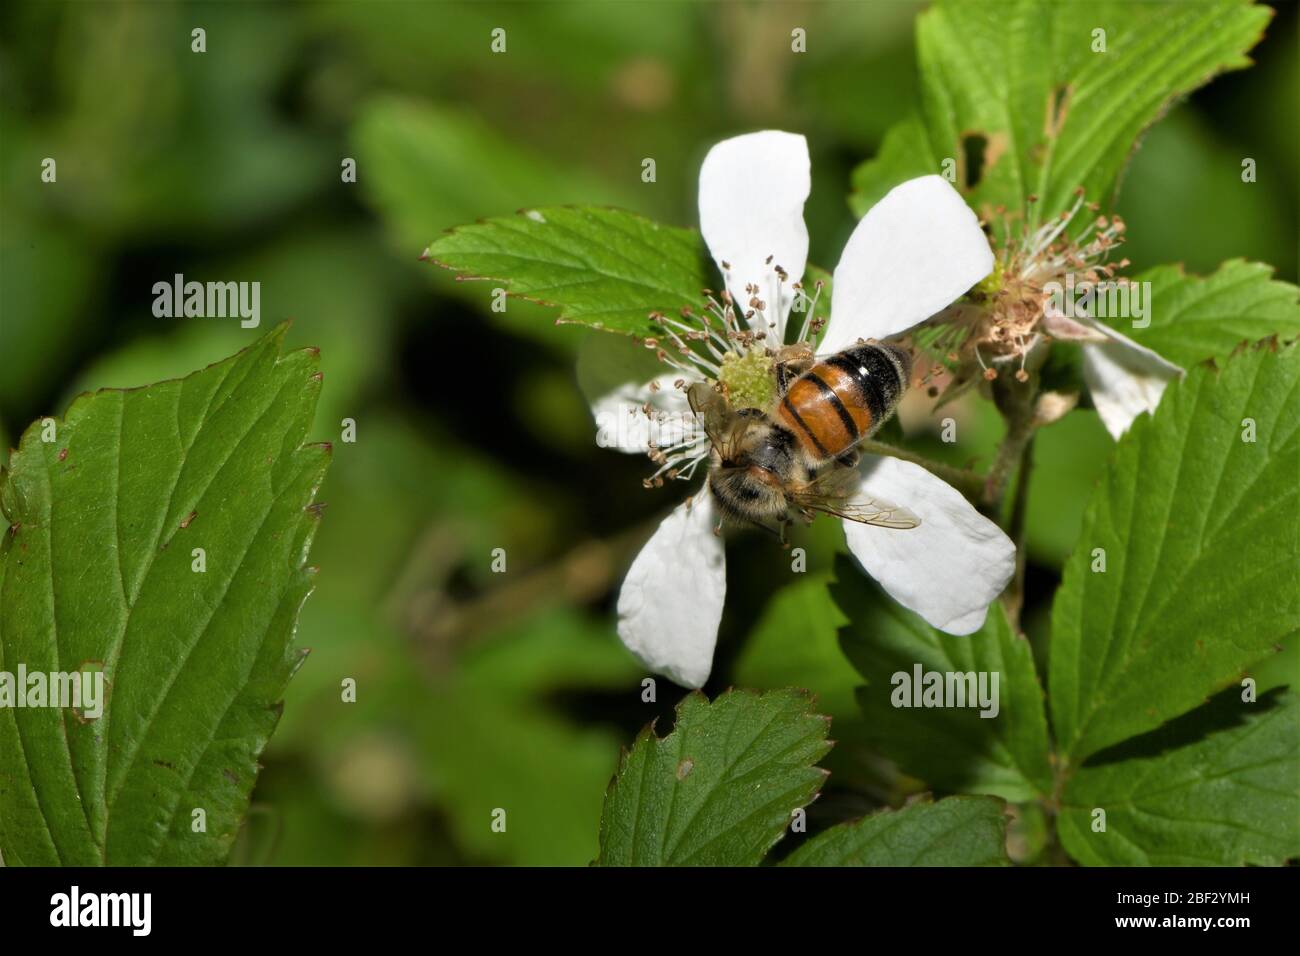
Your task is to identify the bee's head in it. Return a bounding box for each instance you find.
[707,462,788,526]
[707,415,798,526]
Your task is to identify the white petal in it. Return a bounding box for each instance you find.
[1040,301,1108,342]
[823,175,993,353]
[617,494,726,688]
[698,130,810,341]
[590,374,701,454]
[1080,319,1184,439]
[841,455,1014,635]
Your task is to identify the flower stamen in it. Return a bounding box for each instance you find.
[632,256,826,491]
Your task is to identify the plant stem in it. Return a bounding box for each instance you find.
[982,401,1037,508]
[983,368,1042,630]
[1002,434,1035,628]
[402,515,663,666]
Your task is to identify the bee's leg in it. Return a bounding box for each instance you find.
[774,363,798,396]
[777,516,790,548]
[773,346,815,396]
[836,448,861,469]
[748,516,787,545]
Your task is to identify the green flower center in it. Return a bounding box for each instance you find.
[718,349,777,410]
[973,259,1006,299]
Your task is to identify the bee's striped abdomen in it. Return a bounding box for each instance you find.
[776,344,910,462]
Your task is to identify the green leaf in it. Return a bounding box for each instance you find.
[4,5,327,240]
[67,232,408,439]
[0,325,329,865]
[732,572,858,721]
[834,560,1053,801]
[424,206,709,337]
[1058,690,1300,866]
[1049,343,1300,764]
[1024,410,1112,566]
[574,329,670,411]
[0,213,102,414]
[354,97,636,249]
[1125,260,1300,369]
[353,98,651,352]
[596,689,832,866]
[733,568,910,802]
[782,795,1009,866]
[416,609,643,867]
[850,0,1270,223]
[1116,110,1297,278]
[847,115,941,219]
[251,412,612,866]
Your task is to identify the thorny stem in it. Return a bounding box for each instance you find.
[858,439,986,503]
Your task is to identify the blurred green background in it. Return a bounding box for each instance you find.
[1,0,1295,865]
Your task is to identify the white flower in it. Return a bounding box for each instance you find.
[943,197,1183,440]
[1073,313,1183,439]
[594,130,1015,688]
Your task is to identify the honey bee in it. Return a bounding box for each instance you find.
[690,343,920,536]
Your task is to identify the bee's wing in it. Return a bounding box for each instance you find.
[788,467,921,530]
[687,381,752,461]
[798,494,921,529]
